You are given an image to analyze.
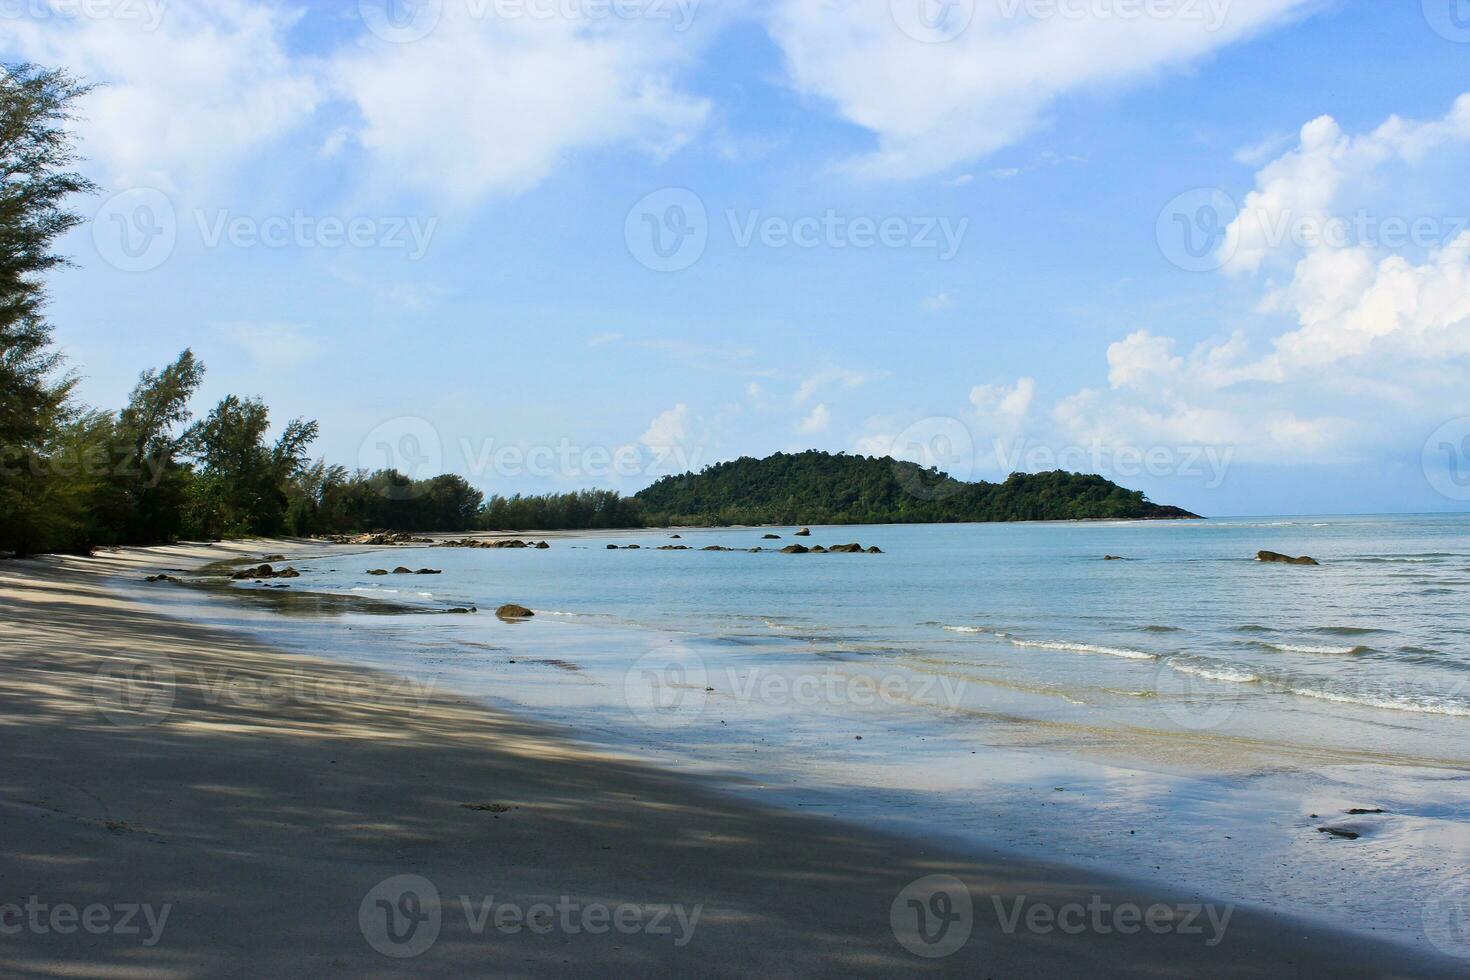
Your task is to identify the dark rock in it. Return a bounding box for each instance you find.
[607,544,619,550]
[780,544,809,554]
[1346,808,1386,815]
[1104,555,1125,561]
[828,543,863,553]
[669,534,682,539]
[702,545,731,552]
[794,527,811,537]
[261,554,286,562]
[762,533,781,539]
[233,563,300,580]
[392,566,413,574]
[1317,826,1360,840]
[1258,551,1320,565]
[144,574,182,584]
[866,546,883,554]
[367,569,388,576]
[535,541,550,549]
[496,604,534,619]
[446,607,476,615]
[658,545,690,551]
[414,568,442,575]
[809,545,828,553]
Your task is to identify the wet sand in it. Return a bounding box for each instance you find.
[0,541,1461,978]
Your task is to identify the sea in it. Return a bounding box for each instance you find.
[123,513,1470,957]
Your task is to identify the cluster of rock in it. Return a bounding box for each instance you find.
[1257,550,1320,565]
[144,574,183,584]
[322,532,433,546]
[231,564,301,580]
[780,543,881,554]
[367,567,442,576]
[437,538,550,549]
[608,544,642,550]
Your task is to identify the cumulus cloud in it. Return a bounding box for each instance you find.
[797,402,831,434]
[1049,94,1470,463]
[330,6,711,204]
[4,0,319,191]
[766,0,1311,180]
[641,403,690,449]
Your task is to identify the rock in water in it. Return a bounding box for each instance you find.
[828,543,863,553]
[794,527,811,537]
[780,544,809,554]
[392,567,412,574]
[366,569,388,576]
[1104,555,1124,561]
[1257,551,1320,565]
[762,533,781,539]
[496,604,534,619]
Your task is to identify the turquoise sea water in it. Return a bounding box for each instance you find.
[130,513,1470,954]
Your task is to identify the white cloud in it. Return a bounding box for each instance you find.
[225,321,321,371]
[797,402,831,434]
[766,0,1310,180]
[641,403,690,449]
[795,365,872,403]
[587,332,623,347]
[5,0,319,191]
[970,376,1035,420]
[920,291,954,312]
[330,9,711,204]
[1048,95,1470,464]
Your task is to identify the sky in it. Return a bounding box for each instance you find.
[6,0,1470,517]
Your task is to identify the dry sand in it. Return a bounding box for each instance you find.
[0,541,1461,978]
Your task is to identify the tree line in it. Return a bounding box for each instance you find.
[0,63,642,558]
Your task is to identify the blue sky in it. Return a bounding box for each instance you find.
[9,0,1470,516]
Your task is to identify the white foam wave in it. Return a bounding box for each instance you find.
[1006,637,1158,661]
[1288,686,1470,718]
[1265,642,1362,655]
[1168,660,1260,684]
[942,625,990,634]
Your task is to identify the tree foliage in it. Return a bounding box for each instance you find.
[634,451,1197,526]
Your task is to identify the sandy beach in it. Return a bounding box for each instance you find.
[0,541,1462,978]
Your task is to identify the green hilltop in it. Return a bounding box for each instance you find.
[634,451,1199,527]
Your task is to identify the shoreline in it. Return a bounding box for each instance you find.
[1,542,1464,976]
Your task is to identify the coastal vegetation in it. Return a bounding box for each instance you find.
[0,60,1191,558]
[634,452,1197,526]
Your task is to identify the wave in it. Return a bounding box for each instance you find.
[1306,626,1387,637]
[1005,637,1158,661]
[1139,624,1183,633]
[1167,659,1261,684]
[942,625,991,634]
[1288,686,1470,718]
[1259,642,1369,656]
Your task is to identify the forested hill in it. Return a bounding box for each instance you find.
[634,451,1199,526]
